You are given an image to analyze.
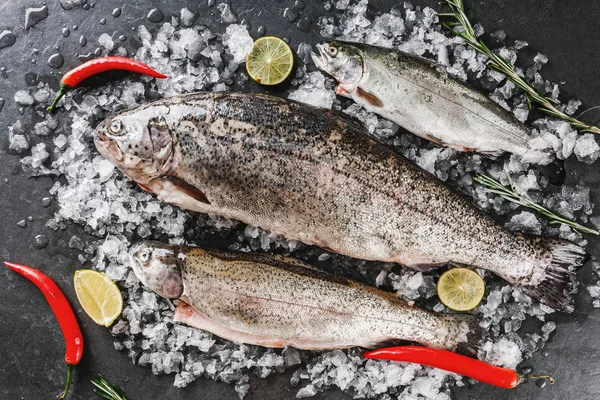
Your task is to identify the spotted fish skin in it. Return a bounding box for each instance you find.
[312,41,545,159]
[96,92,587,312]
[129,241,482,352]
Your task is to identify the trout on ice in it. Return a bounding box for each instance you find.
[312,41,547,162]
[95,92,586,312]
[129,241,482,353]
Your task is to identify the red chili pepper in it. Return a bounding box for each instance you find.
[47,56,168,112]
[363,346,554,389]
[5,261,84,399]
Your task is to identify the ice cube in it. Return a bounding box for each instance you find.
[375,269,387,287]
[296,384,318,398]
[180,8,196,27]
[33,87,52,103]
[68,235,85,251]
[8,133,29,153]
[490,29,507,42]
[288,72,336,109]
[282,346,302,366]
[506,211,542,235]
[30,143,49,168]
[14,90,35,106]
[224,24,254,63]
[574,133,600,163]
[217,3,238,23]
[406,272,423,290]
[98,33,115,51]
[484,338,523,368]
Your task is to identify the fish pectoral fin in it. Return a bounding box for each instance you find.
[138,183,154,193]
[162,176,211,205]
[356,87,384,108]
[335,85,353,98]
[422,134,447,147]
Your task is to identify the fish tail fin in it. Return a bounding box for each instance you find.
[520,237,588,313]
[444,313,484,357]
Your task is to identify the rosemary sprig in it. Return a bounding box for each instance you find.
[439,0,600,134]
[473,172,599,235]
[91,374,129,400]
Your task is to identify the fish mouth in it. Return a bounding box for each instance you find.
[94,130,124,162]
[310,43,330,72]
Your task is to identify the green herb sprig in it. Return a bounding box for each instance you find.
[439,0,600,134]
[473,172,599,235]
[91,374,129,400]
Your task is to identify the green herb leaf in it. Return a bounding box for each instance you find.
[440,0,600,134]
[473,172,599,235]
[91,374,129,400]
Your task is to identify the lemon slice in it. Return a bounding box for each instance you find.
[246,36,294,85]
[437,267,485,312]
[74,270,123,327]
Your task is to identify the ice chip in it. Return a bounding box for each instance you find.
[98,33,115,51]
[574,133,600,163]
[14,90,35,106]
[224,24,254,63]
[288,72,336,109]
[180,8,196,27]
[296,384,318,398]
[8,133,30,153]
[506,211,542,235]
[217,3,238,23]
[282,346,302,366]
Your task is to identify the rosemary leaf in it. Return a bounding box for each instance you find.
[91,374,129,400]
[473,173,599,235]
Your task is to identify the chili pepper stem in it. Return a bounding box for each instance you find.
[57,363,73,399]
[47,84,72,113]
[517,374,555,386]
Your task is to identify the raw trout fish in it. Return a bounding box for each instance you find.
[312,41,543,160]
[129,241,482,353]
[95,92,587,312]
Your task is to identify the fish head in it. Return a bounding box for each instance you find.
[129,241,184,299]
[94,105,176,185]
[312,41,364,89]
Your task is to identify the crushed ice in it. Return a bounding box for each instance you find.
[5,1,600,399]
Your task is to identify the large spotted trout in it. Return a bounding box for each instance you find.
[95,92,587,312]
[129,241,482,353]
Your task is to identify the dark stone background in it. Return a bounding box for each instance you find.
[1,0,599,399]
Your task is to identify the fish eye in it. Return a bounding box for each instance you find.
[328,46,338,57]
[140,248,152,265]
[109,119,123,135]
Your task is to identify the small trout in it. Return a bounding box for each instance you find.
[129,241,482,353]
[312,41,545,160]
[95,92,586,312]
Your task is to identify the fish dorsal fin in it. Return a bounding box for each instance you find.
[204,249,352,286]
[162,176,211,204]
[356,87,384,108]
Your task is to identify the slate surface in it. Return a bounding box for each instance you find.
[0,0,599,399]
